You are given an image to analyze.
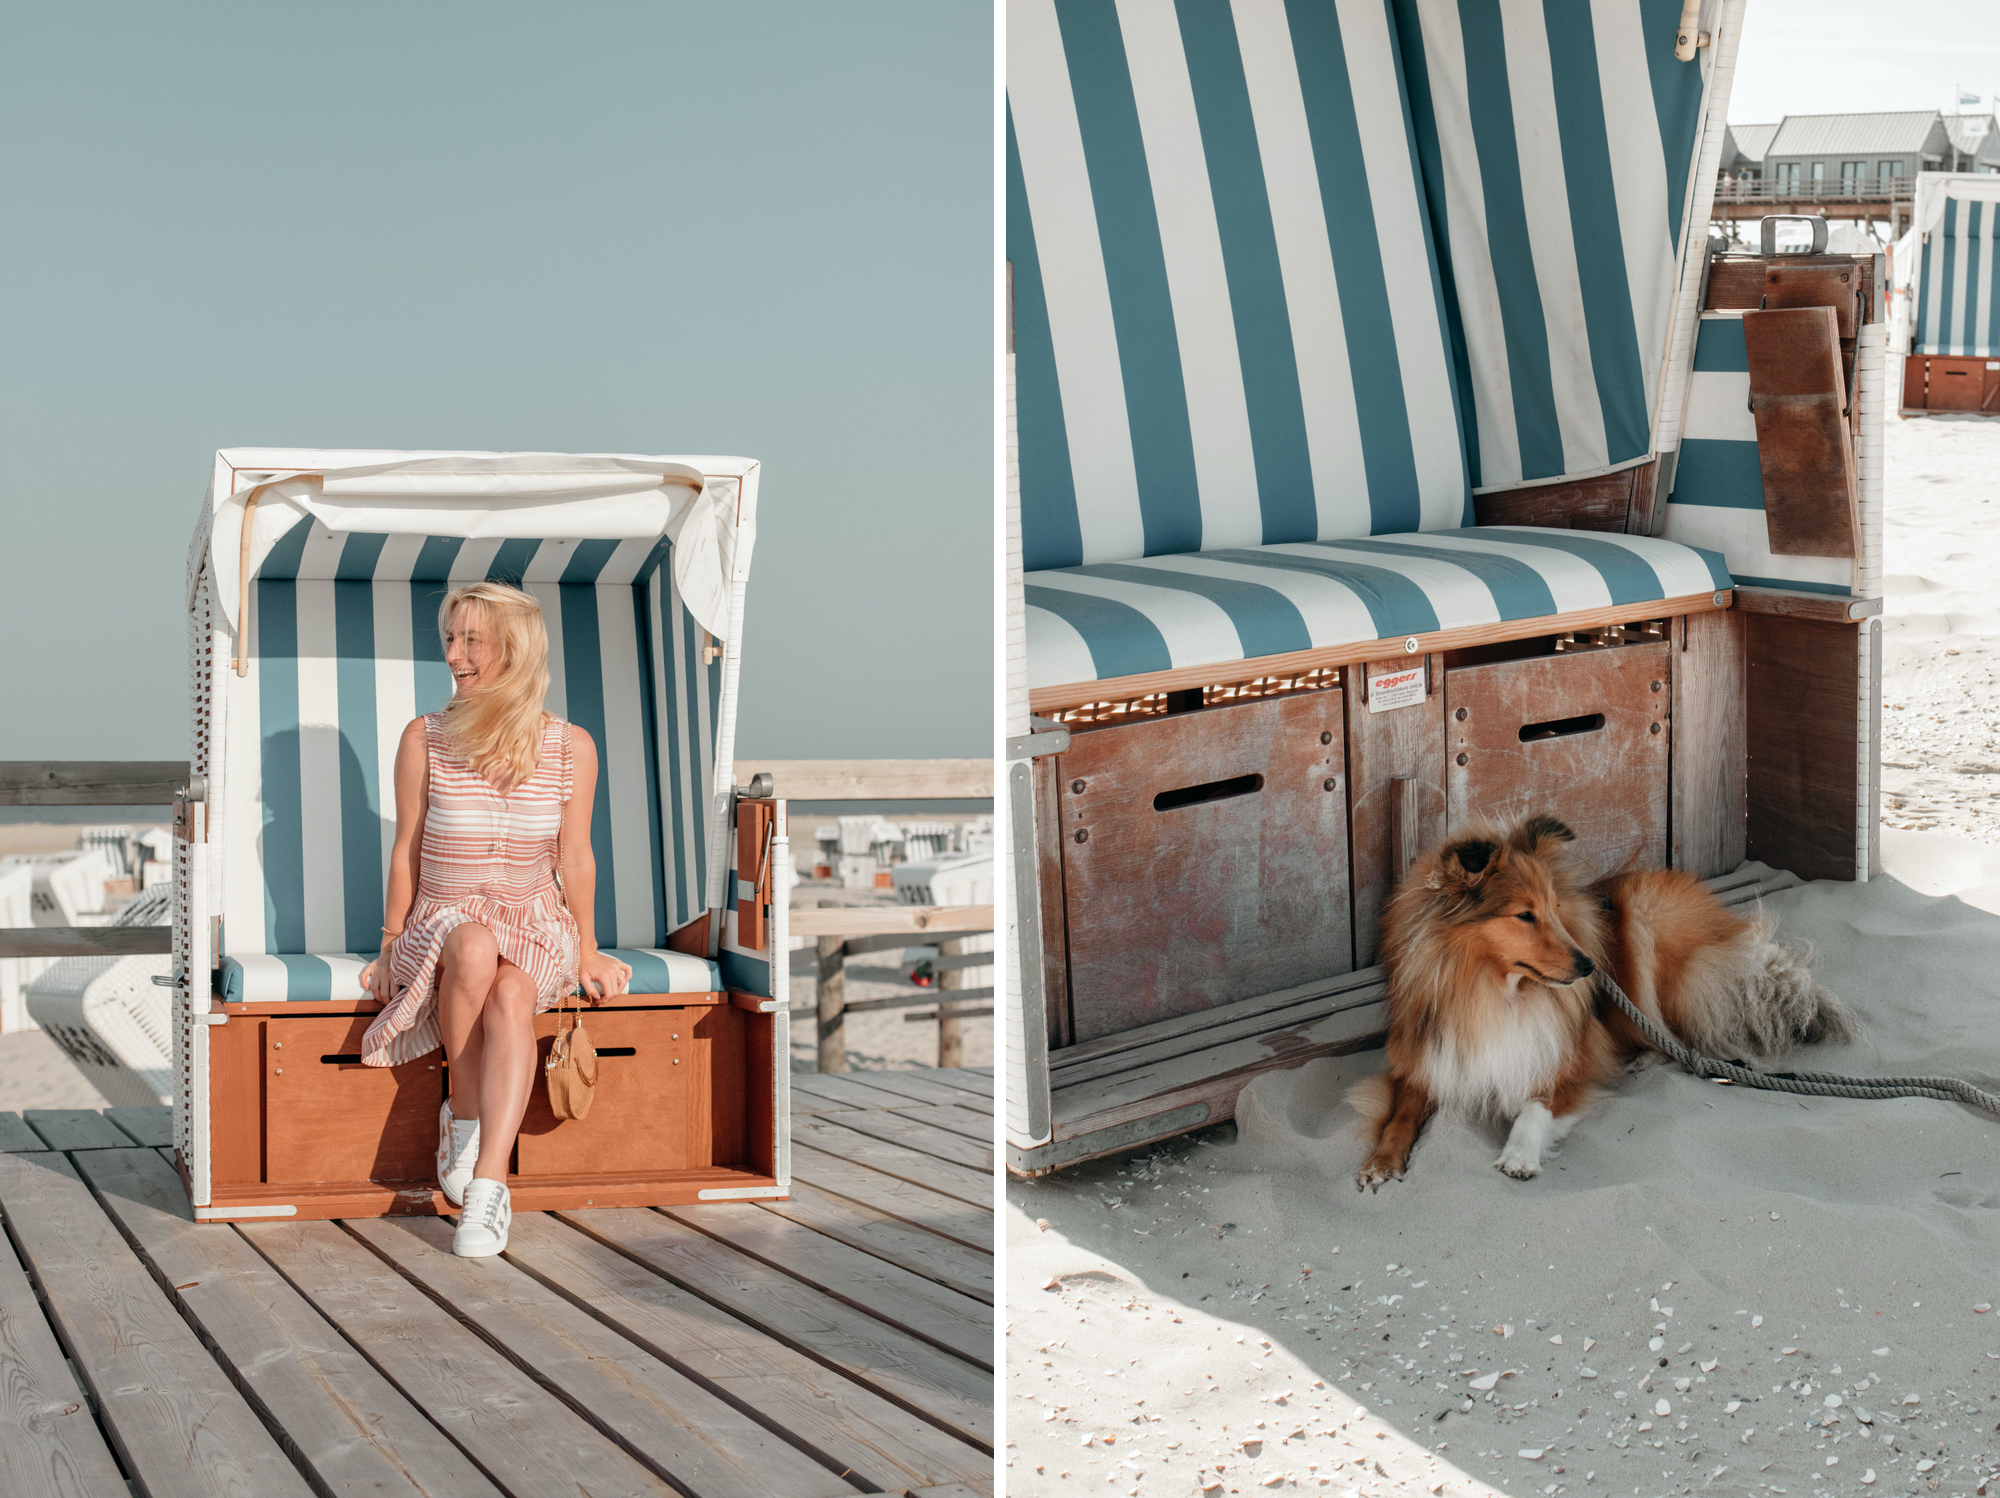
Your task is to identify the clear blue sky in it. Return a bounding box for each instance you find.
[0,2,994,765]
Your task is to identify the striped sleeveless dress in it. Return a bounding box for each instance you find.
[360,712,580,1068]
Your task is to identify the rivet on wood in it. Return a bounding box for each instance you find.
[1074,828,1089,844]
[1323,778,1337,792]
[1456,753,1469,766]
[1320,731,1333,745]
[1454,707,1468,721]
[273,1068,282,1075]
[1071,779,1086,793]
[1650,723,1662,735]
[1651,681,1662,692]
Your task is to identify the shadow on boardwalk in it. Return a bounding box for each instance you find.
[0,1070,994,1498]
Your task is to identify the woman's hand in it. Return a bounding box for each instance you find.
[359,946,396,1003]
[578,949,632,1005]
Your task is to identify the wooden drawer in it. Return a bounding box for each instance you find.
[1445,643,1671,880]
[1054,688,1351,1045]
[263,1014,442,1186]
[515,1004,747,1175]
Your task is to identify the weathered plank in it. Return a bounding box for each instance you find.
[1744,306,1860,557]
[0,761,189,806]
[0,1151,313,1498]
[793,1117,992,1208]
[23,1111,136,1152]
[921,1067,993,1097]
[102,1106,173,1149]
[884,1105,992,1147]
[561,1209,991,1448]
[790,907,994,938]
[904,1485,993,1498]
[756,1183,993,1305]
[71,1148,503,1498]
[0,1113,45,1154]
[791,1073,915,1113]
[0,928,172,959]
[1747,611,1865,881]
[730,759,992,800]
[505,1213,989,1492]
[819,1110,992,1174]
[241,1218,676,1498]
[662,1201,992,1369]
[0,1189,128,1498]
[1673,609,1749,880]
[347,1216,856,1498]
[836,1071,993,1111]
[790,1143,992,1255]
[1345,655,1445,968]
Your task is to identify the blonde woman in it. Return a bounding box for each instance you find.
[357,581,633,1257]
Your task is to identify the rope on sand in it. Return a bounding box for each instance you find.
[1598,972,2000,1116]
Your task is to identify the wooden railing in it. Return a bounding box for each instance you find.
[0,761,186,958]
[740,758,997,1073]
[1713,175,1916,203]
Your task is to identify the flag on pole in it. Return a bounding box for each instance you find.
[1961,87,1982,108]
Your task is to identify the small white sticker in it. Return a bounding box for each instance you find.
[1988,361,2000,370]
[1368,665,1426,714]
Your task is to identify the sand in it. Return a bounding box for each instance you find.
[1880,412,2000,842]
[1005,414,2000,1498]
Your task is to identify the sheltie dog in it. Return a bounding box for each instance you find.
[1350,813,1853,1190]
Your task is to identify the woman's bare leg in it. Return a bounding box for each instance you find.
[438,923,500,1121]
[471,962,538,1180]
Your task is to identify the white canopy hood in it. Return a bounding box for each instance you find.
[192,448,758,644]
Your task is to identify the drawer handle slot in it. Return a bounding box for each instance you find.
[1518,712,1605,742]
[597,1047,637,1057]
[1153,773,1263,812]
[319,1054,363,1065]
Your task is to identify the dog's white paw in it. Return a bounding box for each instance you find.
[1494,1146,1541,1180]
[1355,1160,1405,1193]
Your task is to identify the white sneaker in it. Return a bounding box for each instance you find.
[437,1101,480,1207]
[453,1178,511,1258]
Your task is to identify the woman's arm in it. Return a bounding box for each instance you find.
[560,728,629,1002]
[363,719,429,999]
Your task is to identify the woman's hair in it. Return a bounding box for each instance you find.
[436,581,550,787]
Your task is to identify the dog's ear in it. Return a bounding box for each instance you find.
[1510,814,1575,854]
[1439,836,1500,885]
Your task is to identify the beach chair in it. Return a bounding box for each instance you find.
[1004,0,1885,1173]
[172,449,788,1220]
[1897,172,2000,414]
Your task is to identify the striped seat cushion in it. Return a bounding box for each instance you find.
[219,948,721,1004]
[220,517,722,976]
[1914,190,2000,356]
[1008,0,1471,573]
[1395,0,1713,491]
[1662,314,1852,598]
[1026,525,1730,690]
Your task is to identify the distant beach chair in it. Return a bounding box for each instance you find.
[171,449,787,1221]
[1898,172,2000,414]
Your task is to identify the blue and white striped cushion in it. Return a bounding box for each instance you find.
[1662,315,1852,598]
[1915,193,2000,356]
[219,518,721,969]
[1025,526,1731,689]
[1008,0,1472,573]
[1395,0,1713,492]
[218,947,722,1004]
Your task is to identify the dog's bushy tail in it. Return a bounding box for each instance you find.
[1681,917,1857,1059]
[1345,1075,1393,1140]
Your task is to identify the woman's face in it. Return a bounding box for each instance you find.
[443,605,505,695]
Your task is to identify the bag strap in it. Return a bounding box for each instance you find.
[553,719,578,1035]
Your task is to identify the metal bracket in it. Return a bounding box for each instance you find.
[198,1011,229,1026]
[742,772,774,800]
[1006,716,1072,760]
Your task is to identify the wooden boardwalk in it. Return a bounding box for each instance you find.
[0,1069,994,1498]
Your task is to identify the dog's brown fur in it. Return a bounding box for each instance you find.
[1351,814,1852,1190]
